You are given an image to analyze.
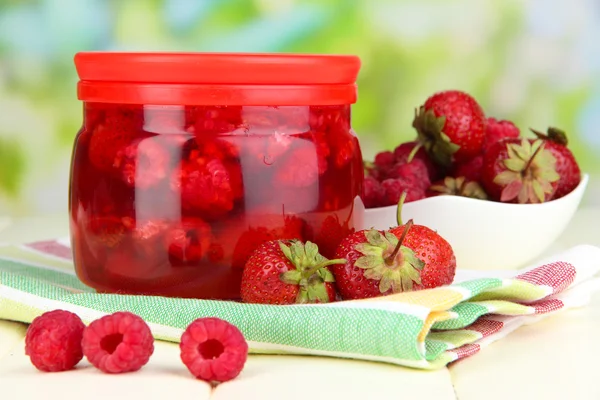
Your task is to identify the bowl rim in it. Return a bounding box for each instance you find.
[365,173,590,213]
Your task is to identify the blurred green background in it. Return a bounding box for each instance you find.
[0,0,599,216]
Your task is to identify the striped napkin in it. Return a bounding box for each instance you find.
[1,239,599,370]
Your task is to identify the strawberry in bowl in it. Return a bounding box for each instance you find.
[362,89,588,271]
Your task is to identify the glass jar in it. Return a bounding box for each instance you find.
[70,52,364,300]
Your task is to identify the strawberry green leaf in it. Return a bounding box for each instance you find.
[354,242,383,256]
[317,268,335,283]
[280,270,302,285]
[355,255,383,269]
[365,229,387,248]
[279,242,294,263]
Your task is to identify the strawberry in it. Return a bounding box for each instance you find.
[314,214,354,260]
[164,217,212,266]
[412,90,486,167]
[240,240,345,305]
[481,138,560,203]
[530,127,581,199]
[332,218,456,300]
[393,141,442,181]
[483,118,520,153]
[88,106,144,172]
[452,155,483,183]
[428,176,487,200]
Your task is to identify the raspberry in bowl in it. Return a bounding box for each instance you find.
[69,52,364,300]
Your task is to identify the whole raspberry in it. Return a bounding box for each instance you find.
[381,178,426,205]
[374,151,395,171]
[114,137,170,189]
[165,217,212,265]
[393,141,441,181]
[173,157,236,218]
[387,159,431,191]
[82,311,154,374]
[274,140,328,188]
[362,176,385,208]
[483,118,520,153]
[25,310,85,372]
[180,317,248,382]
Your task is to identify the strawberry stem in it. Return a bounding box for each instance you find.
[523,141,545,173]
[302,258,346,279]
[385,219,413,266]
[407,143,422,163]
[396,191,408,226]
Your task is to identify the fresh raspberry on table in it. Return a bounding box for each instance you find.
[25,310,85,372]
[82,311,154,374]
[180,317,248,382]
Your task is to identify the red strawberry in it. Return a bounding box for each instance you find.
[164,217,212,266]
[393,141,442,181]
[240,240,345,305]
[314,214,354,260]
[452,155,483,182]
[428,176,488,200]
[381,178,426,205]
[172,157,237,218]
[363,176,385,208]
[530,127,581,199]
[88,107,144,172]
[332,219,456,300]
[273,139,327,187]
[481,138,560,203]
[483,118,520,153]
[413,90,486,167]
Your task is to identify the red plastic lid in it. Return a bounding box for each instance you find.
[74,52,361,106]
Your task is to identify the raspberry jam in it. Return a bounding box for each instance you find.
[70,53,363,299]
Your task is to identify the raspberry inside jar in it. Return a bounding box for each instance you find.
[70,52,363,300]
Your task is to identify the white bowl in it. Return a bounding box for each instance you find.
[360,174,589,271]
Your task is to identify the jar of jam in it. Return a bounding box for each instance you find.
[70,52,364,300]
